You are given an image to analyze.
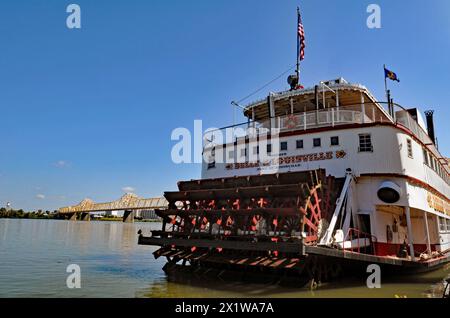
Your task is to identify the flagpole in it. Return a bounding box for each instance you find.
[384,64,388,101]
[296,7,300,80]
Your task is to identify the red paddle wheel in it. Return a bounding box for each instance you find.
[140,169,343,285]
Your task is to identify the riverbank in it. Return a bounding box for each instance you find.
[0,208,61,220]
[0,208,160,222]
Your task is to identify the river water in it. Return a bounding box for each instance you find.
[0,219,449,298]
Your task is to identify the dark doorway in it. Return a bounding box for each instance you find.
[358,214,371,234]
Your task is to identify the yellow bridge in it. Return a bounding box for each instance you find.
[58,193,168,222]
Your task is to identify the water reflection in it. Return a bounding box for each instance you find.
[140,264,450,298]
[0,219,449,298]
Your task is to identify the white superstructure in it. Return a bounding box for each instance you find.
[201,79,450,258]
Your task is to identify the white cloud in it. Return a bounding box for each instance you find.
[54,160,70,168]
[122,186,135,193]
[36,194,45,200]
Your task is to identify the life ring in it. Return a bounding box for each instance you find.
[285,114,298,129]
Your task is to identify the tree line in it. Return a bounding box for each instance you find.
[0,208,64,219]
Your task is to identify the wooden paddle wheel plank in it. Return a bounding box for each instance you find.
[139,236,305,254]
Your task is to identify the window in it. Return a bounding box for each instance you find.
[252,146,259,155]
[228,150,235,160]
[313,138,321,147]
[296,139,304,149]
[406,139,413,158]
[447,219,450,232]
[240,148,247,157]
[358,134,373,152]
[267,144,272,153]
[423,148,429,165]
[439,217,447,232]
[330,136,339,146]
[280,141,288,151]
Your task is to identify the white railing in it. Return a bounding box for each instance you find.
[395,109,433,146]
[277,109,369,131]
[203,103,387,147]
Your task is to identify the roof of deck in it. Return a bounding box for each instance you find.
[242,79,389,121]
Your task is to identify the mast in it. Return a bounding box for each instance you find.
[296,6,300,80]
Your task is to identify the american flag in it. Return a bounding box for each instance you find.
[298,9,305,61]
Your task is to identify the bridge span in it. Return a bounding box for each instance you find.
[58,193,168,222]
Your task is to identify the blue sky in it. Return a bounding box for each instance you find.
[0,0,449,211]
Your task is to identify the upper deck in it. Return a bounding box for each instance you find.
[242,78,387,122]
[204,79,448,173]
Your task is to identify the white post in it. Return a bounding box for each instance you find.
[303,112,307,130]
[269,93,275,129]
[315,87,319,125]
[336,89,340,123]
[360,93,365,124]
[331,108,335,127]
[405,206,415,261]
[322,85,326,109]
[423,212,432,256]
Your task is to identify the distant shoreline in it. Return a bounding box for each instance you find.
[0,208,161,222]
[0,216,161,223]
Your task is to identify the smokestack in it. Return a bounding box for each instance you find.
[424,110,436,144]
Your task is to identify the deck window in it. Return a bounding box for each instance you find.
[407,139,413,158]
[423,148,429,165]
[330,136,339,146]
[358,134,373,152]
[267,144,272,153]
[439,217,447,232]
[228,150,235,160]
[280,141,288,151]
[313,138,321,148]
[296,139,304,149]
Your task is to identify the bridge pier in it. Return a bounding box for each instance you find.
[68,213,77,221]
[123,210,135,223]
[81,212,91,221]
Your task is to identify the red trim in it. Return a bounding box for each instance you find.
[360,173,450,203]
[374,242,437,257]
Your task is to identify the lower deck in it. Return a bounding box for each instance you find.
[138,169,450,284]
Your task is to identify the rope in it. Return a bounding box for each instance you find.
[235,64,296,105]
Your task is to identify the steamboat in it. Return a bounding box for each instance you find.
[138,9,450,286]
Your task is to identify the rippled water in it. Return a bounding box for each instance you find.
[0,219,449,298]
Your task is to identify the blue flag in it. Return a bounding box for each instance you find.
[384,67,400,82]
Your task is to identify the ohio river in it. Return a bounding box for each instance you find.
[0,219,448,298]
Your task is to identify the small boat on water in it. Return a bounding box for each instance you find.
[138,7,450,286]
